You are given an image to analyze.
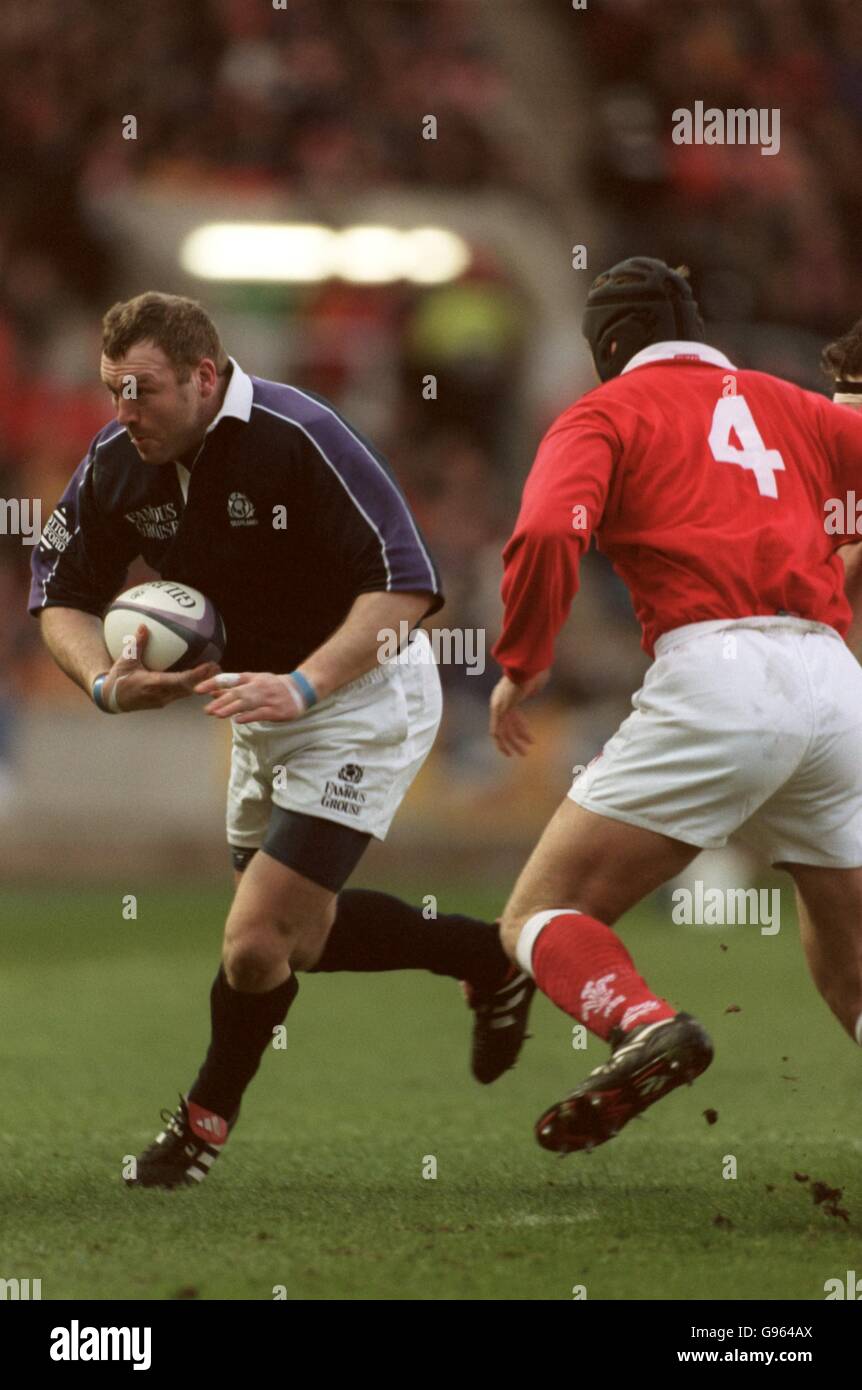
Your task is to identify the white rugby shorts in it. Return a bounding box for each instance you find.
[227,630,442,845]
[568,616,862,868]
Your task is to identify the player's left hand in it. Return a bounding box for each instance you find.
[489,671,550,756]
[194,671,308,722]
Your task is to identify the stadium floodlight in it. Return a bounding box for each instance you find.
[401,228,471,284]
[180,223,337,282]
[334,226,407,283]
[180,223,470,284]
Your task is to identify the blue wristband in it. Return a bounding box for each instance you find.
[288,669,318,709]
[92,673,114,713]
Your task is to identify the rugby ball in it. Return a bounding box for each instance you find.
[103,580,226,672]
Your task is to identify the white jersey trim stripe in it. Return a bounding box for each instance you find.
[252,390,438,594]
[251,401,394,589]
[621,340,736,375]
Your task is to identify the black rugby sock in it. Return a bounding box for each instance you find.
[188,966,299,1120]
[308,889,510,991]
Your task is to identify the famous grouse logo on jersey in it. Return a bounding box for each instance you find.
[227,492,258,527]
[124,502,179,540]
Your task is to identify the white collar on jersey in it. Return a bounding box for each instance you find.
[621,341,736,374]
[205,356,253,432]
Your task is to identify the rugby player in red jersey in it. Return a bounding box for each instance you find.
[489,259,862,1153]
[823,318,862,653]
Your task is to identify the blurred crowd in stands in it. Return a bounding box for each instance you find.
[579,0,862,381]
[0,0,525,732]
[0,0,860,803]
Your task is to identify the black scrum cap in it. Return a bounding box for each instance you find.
[582,257,704,382]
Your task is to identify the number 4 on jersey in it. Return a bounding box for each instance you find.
[708,396,786,499]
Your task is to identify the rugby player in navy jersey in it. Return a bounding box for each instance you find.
[29,292,534,1188]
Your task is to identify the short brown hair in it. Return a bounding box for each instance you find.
[821,319,862,382]
[101,292,229,380]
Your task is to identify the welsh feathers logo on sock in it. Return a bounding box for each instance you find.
[580,973,626,1022]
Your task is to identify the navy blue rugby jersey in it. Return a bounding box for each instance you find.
[28,360,443,672]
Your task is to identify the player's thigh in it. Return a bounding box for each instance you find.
[231,845,259,892]
[783,862,862,943]
[500,799,700,951]
[225,846,337,974]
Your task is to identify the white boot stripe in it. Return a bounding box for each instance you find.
[613,1017,677,1060]
[494,987,528,1011]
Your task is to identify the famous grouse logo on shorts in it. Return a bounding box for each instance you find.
[227,491,258,527]
[321,765,367,816]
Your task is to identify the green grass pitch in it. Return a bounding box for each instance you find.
[0,879,858,1301]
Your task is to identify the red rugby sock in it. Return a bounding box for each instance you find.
[531,911,675,1041]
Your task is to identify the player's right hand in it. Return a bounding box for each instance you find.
[102,624,222,711]
[490,670,550,756]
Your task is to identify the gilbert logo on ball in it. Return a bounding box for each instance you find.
[103,581,226,672]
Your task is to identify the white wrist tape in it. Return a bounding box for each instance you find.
[106,675,127,712]
[278,674,309,715]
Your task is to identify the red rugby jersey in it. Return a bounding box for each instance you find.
[493,342,862,682]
